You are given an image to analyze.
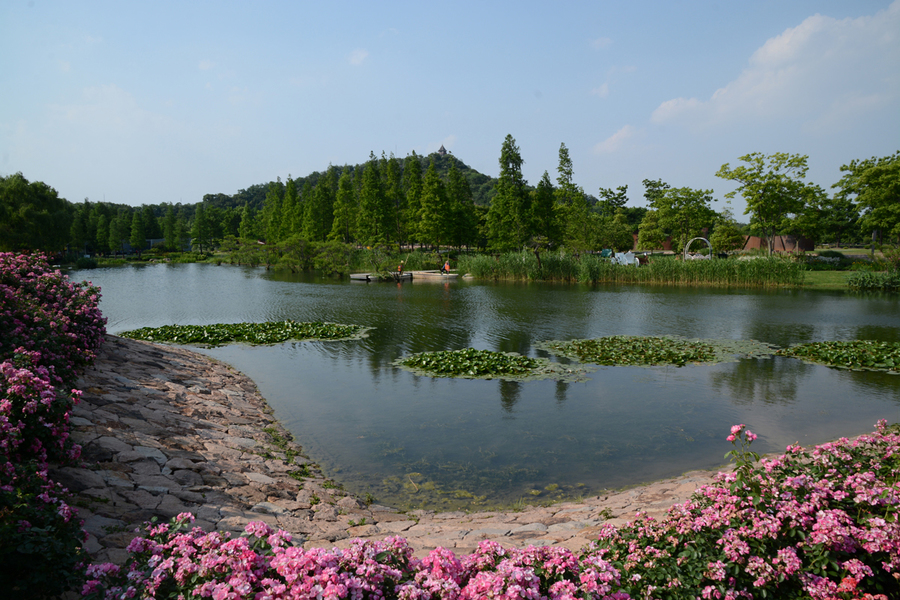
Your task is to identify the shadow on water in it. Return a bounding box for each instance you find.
[70,264,900,510]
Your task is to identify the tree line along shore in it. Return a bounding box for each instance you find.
[2,139,898,271]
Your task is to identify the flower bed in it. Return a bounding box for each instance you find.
[0,252,106,598]
[83,422,899,600]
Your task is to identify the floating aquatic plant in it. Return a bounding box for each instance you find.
[777,340,900,373]
[394,347,592,382]
[537,335,777,367]
[120,320,369,347]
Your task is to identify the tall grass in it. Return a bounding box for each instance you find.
[456,251,805,288]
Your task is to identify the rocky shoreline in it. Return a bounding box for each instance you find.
[58,336,724,566]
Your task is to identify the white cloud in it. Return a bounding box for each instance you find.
[199,59,215,70]
[349,49,369,66]
[591,37,612,50]
[49,84,171,136]
[591,83,609,98]
[651,1,900,130]
[593,125,635,154]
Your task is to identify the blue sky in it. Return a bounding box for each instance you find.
[2,1,898,219]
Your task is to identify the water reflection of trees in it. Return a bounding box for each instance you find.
[709,357,813,405]
[499,380,521,413]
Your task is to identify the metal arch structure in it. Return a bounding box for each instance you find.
[683,237,713,260]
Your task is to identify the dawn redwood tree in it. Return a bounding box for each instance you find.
[446,157,476,248]
[357,153,388,246]
[383,154,405,245]
[716,152,816,255]
[418,159,450,248]
[96,213,110,254]
[403,152,424,245]
[260,178,284,243]
[191,203,210,253]
[486,134,530,251]
[329,170,357,244]
[129,209,146,257]
[280,176,301,239]
[531,171,559,245]
[305,168,336,242]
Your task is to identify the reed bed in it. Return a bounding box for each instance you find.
[457,251,805,288]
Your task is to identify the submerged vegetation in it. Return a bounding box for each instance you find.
[777,340,900,373]
[538,336,778,367]
[120,320,368,347]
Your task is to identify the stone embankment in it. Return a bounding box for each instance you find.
[56,336,723,566]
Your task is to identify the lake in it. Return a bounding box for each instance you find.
[70,263,900,510]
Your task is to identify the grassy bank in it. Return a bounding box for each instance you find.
[458,251,806,288]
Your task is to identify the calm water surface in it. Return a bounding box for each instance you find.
[71,263,900,510]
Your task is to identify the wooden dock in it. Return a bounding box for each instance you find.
[349,270,457,282]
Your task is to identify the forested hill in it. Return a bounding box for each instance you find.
[201,151,498,213]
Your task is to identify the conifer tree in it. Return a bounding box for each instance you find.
[447,157,476,248]
[532,171,559,244]
[403,152,424,245]
[280,176,301,239]
[486,134,530,251]
[329,170,357,243]
[419,158,450,248]
[357,153,387,245]
[130,210,146,256]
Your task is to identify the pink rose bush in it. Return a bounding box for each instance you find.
[592,421,899,599]
[0,252,106,598]
[83,422,899,600]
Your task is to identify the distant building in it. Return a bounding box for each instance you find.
[742,235,814,253]
[437,145,447,156]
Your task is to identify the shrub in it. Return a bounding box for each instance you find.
[847,270,900,291]
[0,252,106,598]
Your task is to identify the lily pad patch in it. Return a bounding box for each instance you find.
[394,348,593,382]
[535,336,778,367]
[120,321,370,347]
[776,340,900,374]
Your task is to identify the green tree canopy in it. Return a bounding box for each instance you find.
[716,152,815,255]
[0,172,72,252]
[833,151,900,243]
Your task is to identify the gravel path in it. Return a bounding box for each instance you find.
[58,336,725,565]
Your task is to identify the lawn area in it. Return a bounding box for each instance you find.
[802,270,853,290]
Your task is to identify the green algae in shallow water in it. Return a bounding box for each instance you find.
[777,340,900,374]
[393,347,594,383]
[120,320,370,347]
[535,335,778,367]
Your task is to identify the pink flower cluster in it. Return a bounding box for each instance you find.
[0,252,106,594]
[83,514,627,600]
[593,420,900,599]
[80,422,900,599]
[0,252,105,469]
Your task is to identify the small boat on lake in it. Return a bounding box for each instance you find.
[409,270,459,280]
[350,272,413,282]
